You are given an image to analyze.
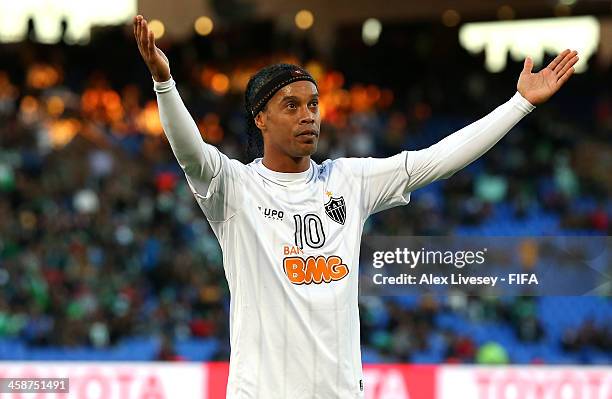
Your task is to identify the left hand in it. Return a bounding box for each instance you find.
[517,49,579,105]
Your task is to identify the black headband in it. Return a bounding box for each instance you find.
[250,68,317,118]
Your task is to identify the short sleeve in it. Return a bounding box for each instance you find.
[185,150,246,222]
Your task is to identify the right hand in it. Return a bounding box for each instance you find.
[133,15,171,82]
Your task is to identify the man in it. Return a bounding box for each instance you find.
[133,15,578,399]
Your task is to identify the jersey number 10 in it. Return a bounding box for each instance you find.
[293,214,325,249]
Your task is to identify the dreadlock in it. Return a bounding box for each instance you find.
[244,63,315,159]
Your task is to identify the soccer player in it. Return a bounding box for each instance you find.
[133,15,578,398]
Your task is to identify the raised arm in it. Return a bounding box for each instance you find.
[405,49,579,192]
[133,15,221,186]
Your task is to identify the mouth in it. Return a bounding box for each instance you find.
[296,129,319,138]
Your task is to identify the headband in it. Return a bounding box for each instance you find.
[250,68,317,118]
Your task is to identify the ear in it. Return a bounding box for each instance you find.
[254,111,266,131]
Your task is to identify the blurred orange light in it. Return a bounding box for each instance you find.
[350,85,370,112]
[102,91,120,108]
[195,16,214,36]
[81,88,125,123]
[338,90,351,108]
[149,20,165,39]
[0,71,17,99]
[47,96,65,117]
[27,64,60,89]
[48,118,81,148]
[138,101,163,136]
[20,95,39,114]
[231,70,252,92]
[82,89,102,113]
[305,61,324,81]
[295,10,314,30]
[319,101,328,119]
[211,73,230,95]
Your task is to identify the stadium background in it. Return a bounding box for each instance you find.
[0,0,610,397]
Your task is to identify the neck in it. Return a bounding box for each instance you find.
[262,153,310,173]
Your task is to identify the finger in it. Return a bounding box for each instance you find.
[133,17,140,43]
[148,29,155,55]
[141,20,150,56]
[136,16,143,42]
[522,57,533,74]
[134,19,144,54]
[553,50,578,74]
[137,18,144,48]
[556,56,578,79]
[556,66,575,88]
[547,49,571,71]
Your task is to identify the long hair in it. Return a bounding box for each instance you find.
[244,63,310,159]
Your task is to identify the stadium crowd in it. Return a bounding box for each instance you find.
[0,24,610,364]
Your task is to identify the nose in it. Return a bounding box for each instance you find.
[298,105,315,124]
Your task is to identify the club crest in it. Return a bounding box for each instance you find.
[324,196,346,225]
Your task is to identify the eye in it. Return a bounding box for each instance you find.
[310,100,319,107]
[287,102,296,109]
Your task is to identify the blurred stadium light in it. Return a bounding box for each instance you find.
[459,16,599,73]
[0,0,137,44]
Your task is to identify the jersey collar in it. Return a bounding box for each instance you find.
[252,158,316,186]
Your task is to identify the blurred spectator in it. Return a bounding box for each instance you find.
[445,335,476,364]
[156,335,185,361]
[476,342,510,365]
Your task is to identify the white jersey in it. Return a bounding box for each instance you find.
[154,78,535,399]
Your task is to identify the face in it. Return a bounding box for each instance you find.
[255,80,320,158]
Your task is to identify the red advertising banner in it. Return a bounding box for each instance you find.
[204,363,436,399]
[363,364,436,399]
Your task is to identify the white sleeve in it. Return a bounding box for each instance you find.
[344,91,535,217]
[154,78,244,222]
[338,153,412,216]
[404,91,535,192]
